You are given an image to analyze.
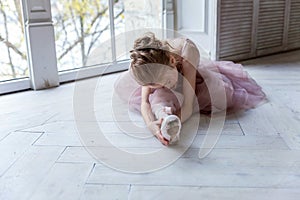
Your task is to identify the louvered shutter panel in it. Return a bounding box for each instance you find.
[256,0,286,55]
[217,0,300,61]
[218,0,254,60]
[288,0,300,49]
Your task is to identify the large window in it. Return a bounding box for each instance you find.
[51,0,113,71]
[0,0,28,82]
[0,0,165,94]
[51,0,162,71]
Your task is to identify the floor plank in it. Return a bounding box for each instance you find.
[30,163,93,200]
[0,132,43,176]
[87,156,300,188]
[129,186,300,200]
[0,146,65,200]
[80,184,129,200]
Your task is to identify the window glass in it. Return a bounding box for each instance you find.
[51,0,113,71]
[114,0,163,61]
[51,0,163,71]
[0,1,28,82]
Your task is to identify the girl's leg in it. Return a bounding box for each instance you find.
[149,87,184,119]
[149,87,184,143]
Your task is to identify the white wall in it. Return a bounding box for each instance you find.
[175,0,217,60]
[176,0,206,32]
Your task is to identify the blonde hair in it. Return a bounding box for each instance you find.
[129,32,175,86]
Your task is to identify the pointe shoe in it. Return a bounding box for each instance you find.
[161,115,181,144]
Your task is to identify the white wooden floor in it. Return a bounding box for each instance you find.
[1,50,300,200]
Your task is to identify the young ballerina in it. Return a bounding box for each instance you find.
[115,32,267,146]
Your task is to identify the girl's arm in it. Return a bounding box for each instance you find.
[140,86,155,125]
[178,39,199,123]
[179,59,197,123]
[140,86,169,145]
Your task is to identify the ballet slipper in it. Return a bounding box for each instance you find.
[160,115,181,144]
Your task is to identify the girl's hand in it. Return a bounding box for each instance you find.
[147,119,169,146]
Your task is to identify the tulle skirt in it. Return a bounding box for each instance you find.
[114,60,267,115]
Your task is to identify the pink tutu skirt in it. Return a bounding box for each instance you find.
[114,60,267,115]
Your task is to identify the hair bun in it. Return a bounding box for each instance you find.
[133,32,162,50]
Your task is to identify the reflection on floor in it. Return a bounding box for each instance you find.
[1,50,300,199]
